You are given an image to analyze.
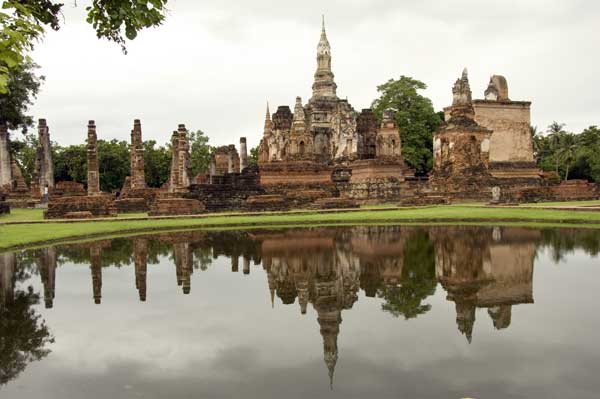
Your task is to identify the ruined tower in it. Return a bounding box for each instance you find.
[0,124,12,191]
[168,124,192,192]
[130,119,146,190]
[32,119,55,197]
[87,120,100,196]
[433,69,492,177]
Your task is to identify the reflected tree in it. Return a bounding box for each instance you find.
[378,230,437,319]
[0,286,54,385]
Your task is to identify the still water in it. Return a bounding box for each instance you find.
[1,225,599,398]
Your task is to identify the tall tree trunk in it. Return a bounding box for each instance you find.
[565,164,569,181]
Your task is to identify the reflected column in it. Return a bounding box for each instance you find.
[90,245,102,305]
[133,239,148,302]
[0,252,16,310]
[39,247,57,309]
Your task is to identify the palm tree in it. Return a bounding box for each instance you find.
[557,133,578,181]
[547,122,567,174]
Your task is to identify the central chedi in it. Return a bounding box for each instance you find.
[258,18,360,185]
[258,18,409,205]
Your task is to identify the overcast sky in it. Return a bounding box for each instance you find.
[28,0,600,148]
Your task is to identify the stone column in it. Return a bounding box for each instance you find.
[209,156,216,184]
[38,119,54,192]
[177,124,191,187]
[227,150,235,174]
[130,119,146,190]
[0,124,12,189]
[168,131,179,193]
[239,137,248,172]
[87,121,100,196]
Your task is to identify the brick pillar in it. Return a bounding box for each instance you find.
[87,121,100,196]
[38,119,54,191]
[130,119,146,189]
[239,137,248,172]
[0,124,12,189]
[177,124,191,188]
[168,131,179,193]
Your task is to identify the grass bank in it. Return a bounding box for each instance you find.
[2,205,600,251]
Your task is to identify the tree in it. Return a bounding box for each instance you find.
[249,145,259,166]
[9,132,37,184]
[143,139,171,187]
[371,76,442,174]
[378,230,437,319]
[98,139,130,192]
[546,122,567,175]
[557,133,578,181]
[188,130,211,176]
[0,61,43,132]
[53,144,87,183]
[0,0,169,93]
[0,285,54,386]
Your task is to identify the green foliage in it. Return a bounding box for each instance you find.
[533,122,600,182]
[0,0,169,93]
[371,76,442,174]
[0,61,43,132]
[53,144,87,183]
[188,130,211,176]
[378,230,436,319]
[85,0,169,50]
[9,132,37,184]
[249,146,259,166]
[143,139,171,187]
[0,285,54,385]
[98,139,130,192]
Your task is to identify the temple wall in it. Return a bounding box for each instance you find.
[471,100,534,163]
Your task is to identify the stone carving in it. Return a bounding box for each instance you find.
[491,186,501,203]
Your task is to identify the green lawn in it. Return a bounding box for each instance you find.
[2,205,600,250]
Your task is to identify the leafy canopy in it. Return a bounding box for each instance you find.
[371,76,442,175]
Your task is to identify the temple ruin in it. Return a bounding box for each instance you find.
[31,119,55,199]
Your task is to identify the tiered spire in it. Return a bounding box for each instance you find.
[452,67,472,106]
[263,102,273,136]
[312,16,337,99]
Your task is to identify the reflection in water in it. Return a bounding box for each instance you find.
[1,225,600,393]
[0,252,54,385]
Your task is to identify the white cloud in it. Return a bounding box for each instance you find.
[28,0,600,148]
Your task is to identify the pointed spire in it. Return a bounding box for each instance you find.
[462,67,468,80]
[263,101,273,136]
[293,96,305,121]
[317,15,331,56]
[265,101,271,121]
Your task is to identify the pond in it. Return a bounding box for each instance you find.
[1,225,599,398]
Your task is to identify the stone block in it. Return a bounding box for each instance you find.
[44,195,117,219]
[148,198,205,216]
